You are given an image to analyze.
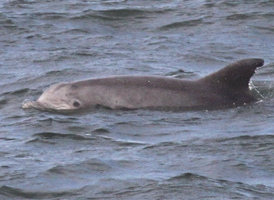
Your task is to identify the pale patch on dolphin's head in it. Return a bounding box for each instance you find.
[22,83,83,112]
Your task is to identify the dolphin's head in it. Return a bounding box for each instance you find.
[22,83,83,112]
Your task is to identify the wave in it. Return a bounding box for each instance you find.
[71,6,175,21]
[215,134,274,143]
[45,158,113,175]
[30,132,95,141]
[0,13,14,25]
[159,18,206,31]
[226,13,259,20]
[161,172,274,199]
[167,172,208,181]
[0,185,73,199]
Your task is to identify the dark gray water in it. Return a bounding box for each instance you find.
[1,0,274,199]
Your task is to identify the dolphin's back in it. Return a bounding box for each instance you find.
[71,58,264,110]
[22,58,264,112]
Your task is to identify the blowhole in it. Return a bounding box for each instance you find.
[73,101,80,108]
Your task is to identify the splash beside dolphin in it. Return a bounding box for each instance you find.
[22,58,264,112]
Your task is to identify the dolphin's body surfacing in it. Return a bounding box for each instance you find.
[22,58,264,112]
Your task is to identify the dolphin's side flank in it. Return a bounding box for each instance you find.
[22,58,264,112]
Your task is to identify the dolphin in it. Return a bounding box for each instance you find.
[22,58,264,112]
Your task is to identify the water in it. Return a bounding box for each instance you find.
[1,0,274,199]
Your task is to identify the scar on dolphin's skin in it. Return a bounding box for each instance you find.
[22,58,264,112]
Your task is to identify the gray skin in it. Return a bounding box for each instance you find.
[22,58,264,112]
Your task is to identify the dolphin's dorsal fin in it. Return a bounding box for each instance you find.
[199,58,264,91]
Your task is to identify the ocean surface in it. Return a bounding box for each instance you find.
[1,0,274,199]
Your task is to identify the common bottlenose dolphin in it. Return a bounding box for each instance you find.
[22,58,264,112]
